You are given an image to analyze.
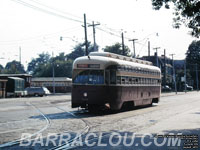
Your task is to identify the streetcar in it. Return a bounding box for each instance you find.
[71,52,161,111]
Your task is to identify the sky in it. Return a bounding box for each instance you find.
[0,0,198,69]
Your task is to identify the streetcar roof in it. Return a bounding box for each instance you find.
[73,53,160,72]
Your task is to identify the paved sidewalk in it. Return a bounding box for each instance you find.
[161,91,199,97]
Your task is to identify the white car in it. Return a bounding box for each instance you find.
[25,87,50,97]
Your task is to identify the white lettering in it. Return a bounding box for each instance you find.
[97,133,107,146]
[141,133,152,147]
[123,133,136,146]
[85,133,97,147]
[45,133,58,146]
[32,133,44,146]
[58,133,71,146]
[19,133,32,146]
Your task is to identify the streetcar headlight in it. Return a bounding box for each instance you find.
[83,92,87,97]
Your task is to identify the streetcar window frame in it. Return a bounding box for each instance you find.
[73,70,104,85]
[117,76,121,84]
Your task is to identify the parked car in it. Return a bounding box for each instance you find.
[25,87,50,97]
[162,85,171,92]
[185,84,193,91]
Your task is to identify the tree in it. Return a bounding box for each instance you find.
[186,40,200,89]
[27,42,97,78]
[67,42,98,60]
[30,52,73,78]
[151,0,200,38]
[27,52,50,73]
[103,42,131,56]
[0,64,4,73]
[4,61,25,74]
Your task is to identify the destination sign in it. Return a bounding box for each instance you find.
[77,64,100,68]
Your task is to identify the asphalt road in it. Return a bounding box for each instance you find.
[0,91,199,150]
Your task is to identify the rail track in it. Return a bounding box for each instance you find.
[0,102,50,149]
[49,94,200,150]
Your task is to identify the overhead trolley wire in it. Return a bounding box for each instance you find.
[27,0,83,20]
[10,0,84,23]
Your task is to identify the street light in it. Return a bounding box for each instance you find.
[60,36,78,43]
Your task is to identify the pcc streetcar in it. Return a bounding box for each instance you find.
[72,52,161,111]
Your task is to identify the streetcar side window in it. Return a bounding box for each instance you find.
[125,77,129,84]
[121,77,125,84]
[110,70,116,84]
[117,76,121,84]
[105,70,109,84]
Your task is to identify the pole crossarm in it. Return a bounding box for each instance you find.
[129,39,138,58]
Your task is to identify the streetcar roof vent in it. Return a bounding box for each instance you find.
[89,52,152,66]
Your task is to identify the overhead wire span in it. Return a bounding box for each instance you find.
[10,0,84,23]
[27,0,83,20]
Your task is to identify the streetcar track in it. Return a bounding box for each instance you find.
[0,118,36,125]
[0,102,50,148]
[42,102,90,150]
[0,92,198,149]
[51,95,200,150]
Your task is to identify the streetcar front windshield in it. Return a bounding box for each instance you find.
[73,70,104,84]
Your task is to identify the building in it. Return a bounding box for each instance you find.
[31,77,72,93]
[0,74,32,88]
[141,53,173,86]
[0,79,7,98]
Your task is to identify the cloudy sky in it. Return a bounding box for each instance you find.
[0,0,197,68]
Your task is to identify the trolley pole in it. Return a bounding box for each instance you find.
[196,63,199,91]
[88,21,100,52]
[129,39,138,58]
[83,14,88,56]
[170,54,177,94]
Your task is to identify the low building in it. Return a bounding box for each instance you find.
[0,74,32,88]
[0,79,7,98]
[31,77,72,93]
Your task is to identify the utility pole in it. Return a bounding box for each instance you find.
[148,41,150,56]
[170,54,177,94]
[129,39,138,58]
[196,63,199,91]
[163,49,166,87]
[83,14,88,55]
[88,21,100,52]
[153,47,160,67]
[184,59,187,93]
[121,32,125,56]
[19,46,21,64]
[52,52,55,95]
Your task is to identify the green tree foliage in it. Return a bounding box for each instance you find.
[67,42,98,60]
[152,0,200,37]
[3,60,25,74]
[103,42,131,56]
[0,64,4,73]
[186,40,200,65]
[27,42,97,78]
[186,40,200,89]
[29,52,73,78]
[27,52,51,73]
